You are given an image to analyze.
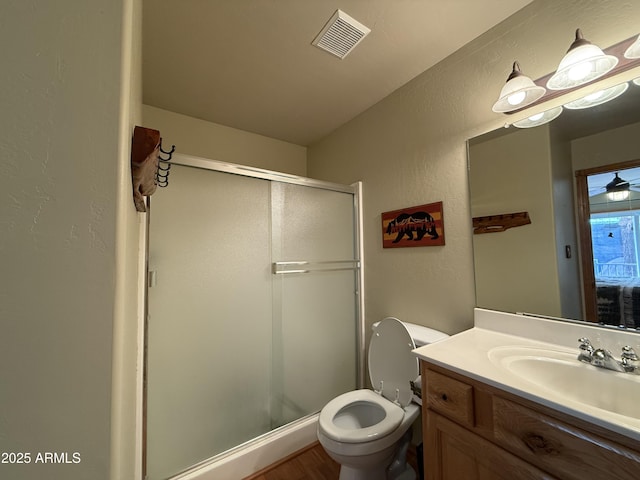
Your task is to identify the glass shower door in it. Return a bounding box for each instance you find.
[147,165,273,479]
[270,182,358,427]
[145,159,360,479]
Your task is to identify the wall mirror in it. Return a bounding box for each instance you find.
[468,44,640,332]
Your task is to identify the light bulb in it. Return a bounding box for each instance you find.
[528,112,544,121]
[608,190,630,201]
[507,91,526,106]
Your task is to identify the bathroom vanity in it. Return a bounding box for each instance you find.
[413,309,640,480]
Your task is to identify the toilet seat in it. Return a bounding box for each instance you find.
[318,389,404,443]
[368,317,418,407]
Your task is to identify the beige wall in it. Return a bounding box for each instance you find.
[470,127,561,317]
[142,105,307,175]
[572,121,640,172]
[0,1,141,480]
[549,128,582,319]
[307,0,640,336]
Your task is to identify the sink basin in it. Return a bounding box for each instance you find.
[488,345,640,419]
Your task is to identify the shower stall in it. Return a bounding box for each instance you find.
[145,154,363,479]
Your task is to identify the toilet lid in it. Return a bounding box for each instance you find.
[368,317,419,407]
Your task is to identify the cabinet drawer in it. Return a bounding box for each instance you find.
[493,396,640,480]
[425,370,474,428]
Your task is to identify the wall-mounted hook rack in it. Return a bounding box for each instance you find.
[156,141,175,188]
[130,126,176,212]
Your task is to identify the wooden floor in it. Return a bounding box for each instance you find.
[243,442,419,480]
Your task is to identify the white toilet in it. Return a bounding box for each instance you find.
[317,317,449,480]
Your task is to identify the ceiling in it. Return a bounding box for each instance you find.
[142,0,534,146]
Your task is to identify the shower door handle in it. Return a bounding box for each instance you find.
[272,260,359,275]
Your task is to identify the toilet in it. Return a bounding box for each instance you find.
[317,317,449,480]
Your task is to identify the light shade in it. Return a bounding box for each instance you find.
[606,173,630,201]
[624,35,640,59]
[512,106,563,128]
[564,82,628,109]
[547,29,618,90]
[492,62,546,113]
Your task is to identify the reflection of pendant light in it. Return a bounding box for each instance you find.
[564,82,628,109]
[547,29,618,90]
[512,106,563,128]
[606,172,630,201]
[492,62,546,113]
[624,35,640,59]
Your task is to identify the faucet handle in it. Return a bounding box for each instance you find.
[577,338,595,363]
[621,345,638,360]
[621,346,640,373]
[578,337,594,353]
[578,337,592,347]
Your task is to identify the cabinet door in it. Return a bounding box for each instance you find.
[492,396,640,480]
[426,411,557,480]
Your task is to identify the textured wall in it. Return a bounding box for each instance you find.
[307,0,640,336]
[142,105,307,176]
[0,1,139,479]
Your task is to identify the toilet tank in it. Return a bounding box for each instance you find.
[372,318,449,347]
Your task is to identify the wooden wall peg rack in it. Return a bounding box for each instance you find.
[472,211,531,234]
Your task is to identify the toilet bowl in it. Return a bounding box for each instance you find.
[317,317,448,480]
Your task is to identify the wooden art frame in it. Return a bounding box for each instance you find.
[381,201,445,248]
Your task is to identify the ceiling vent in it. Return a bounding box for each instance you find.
[312,10,371,59]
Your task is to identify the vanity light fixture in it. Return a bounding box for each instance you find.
[624,35,640,59]
[606,173,630,201]
[512,106,563,128]
[564,82,629,110]
[492,61,546,113]
[547,29,618,90]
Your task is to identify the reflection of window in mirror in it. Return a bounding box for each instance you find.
[591,214,638,278]
[577,163,640,327]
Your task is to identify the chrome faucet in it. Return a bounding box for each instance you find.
[591,348,625,372]
[577,338,639,374]
[577,337,594,363]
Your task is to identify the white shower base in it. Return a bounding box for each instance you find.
[172,414,319,480]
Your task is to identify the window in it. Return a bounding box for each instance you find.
[590,212,640,279]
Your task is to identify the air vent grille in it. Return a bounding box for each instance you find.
[312,10,371,59]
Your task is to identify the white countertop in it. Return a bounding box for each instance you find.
[413,309,640,442]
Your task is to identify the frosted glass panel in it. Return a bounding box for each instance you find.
[271,182,355,261]
[271,183,357,425]
[147,166,272,479]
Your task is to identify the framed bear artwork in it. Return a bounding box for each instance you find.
[381,201,445,248]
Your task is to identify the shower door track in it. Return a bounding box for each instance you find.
[171,153,357,194]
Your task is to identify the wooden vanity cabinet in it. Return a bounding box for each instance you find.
[420,361,640,480]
